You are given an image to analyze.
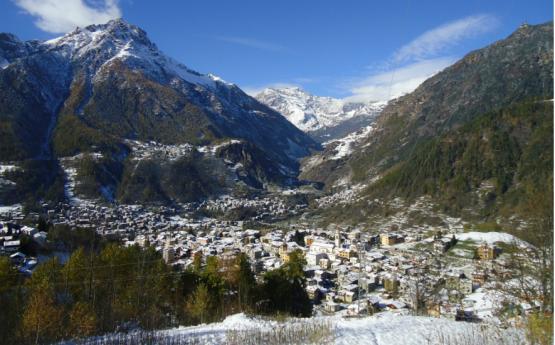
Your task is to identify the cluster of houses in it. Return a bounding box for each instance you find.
[0,222,44,275]
[45,202,182,235]
[126,140,195,161]
[315,184,366,208]
[199,195,304,220]
[0,195,532,325]
[118,218,519,322]
[39,188,300,236]
[299,227,527,322]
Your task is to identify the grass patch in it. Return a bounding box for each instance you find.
[495,242,519,255]
[454,239,478,250]
[447,240,477,258]
[226,318,335,345]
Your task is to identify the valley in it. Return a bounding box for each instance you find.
[0,14,552,345]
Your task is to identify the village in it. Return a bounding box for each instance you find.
[0,191,540,329]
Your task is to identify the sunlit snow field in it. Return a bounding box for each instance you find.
[71,311,525,345]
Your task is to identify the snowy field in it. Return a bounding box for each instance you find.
[73,312,527,345]
[455,232,531,247]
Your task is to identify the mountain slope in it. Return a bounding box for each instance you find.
[0,19,319,206]
[302,22,553,229]
[0,19,318,163]
[256,87,384,142]
[301,22,553,189]
[311,99,553,236]
[370,100,552,221]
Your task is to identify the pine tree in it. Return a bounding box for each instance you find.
[37,217,49,233]
[28,257,62,288]
[202,256,225,318]
[192,252,203,273]
[259,250,312,317]
[234,253,255,311]
[136,248,174,330]
[283,250,306,284]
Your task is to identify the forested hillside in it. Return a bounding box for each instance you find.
[370,100,553,220]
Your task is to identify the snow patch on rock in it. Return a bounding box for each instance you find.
[325,123,376,160]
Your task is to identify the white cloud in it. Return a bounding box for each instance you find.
[242,82,300,96]
[215,36,286,52]
[13,0,121,33]
[394,14,498,63]
[341,14,499,102]
[344,57,455,103]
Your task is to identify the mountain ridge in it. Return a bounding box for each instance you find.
[255,86,385,142]
[301,21,553,190]
[0,19,319,206]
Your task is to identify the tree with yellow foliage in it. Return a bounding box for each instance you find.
[68,301,98,339]
[21,280,63,344]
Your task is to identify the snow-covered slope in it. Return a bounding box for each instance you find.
[79,312,525,345]
[455,232,532,247]
[256,87,385,141]
[1,20,231,98]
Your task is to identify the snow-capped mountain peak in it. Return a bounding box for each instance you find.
[44,18,156,61]
[42,18,229,89]
[255,86,385,140]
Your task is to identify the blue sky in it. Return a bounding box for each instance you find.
[0,0,552,101]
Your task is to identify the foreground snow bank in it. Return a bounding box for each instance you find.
[70,312,527,345]
[334,312,524,345]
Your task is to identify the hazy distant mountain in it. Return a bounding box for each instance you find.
[255,86,385,142]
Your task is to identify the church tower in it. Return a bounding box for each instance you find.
[163,236,175,263]
[334,228,342,248]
